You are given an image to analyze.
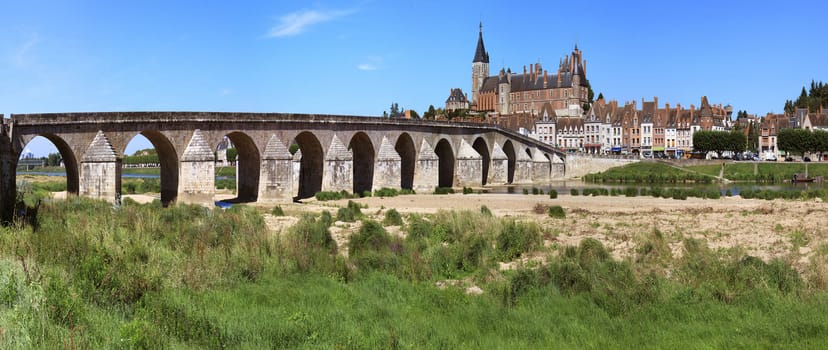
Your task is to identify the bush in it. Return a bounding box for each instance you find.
[374,188,399,197]
[548,189,558,199]
[434,187,455,195]
[271,205,284,216]
[570,188,580,196]
[496,220,541,261]
[624,187,638,197]
[463,187,474,194]
[315,190,354,201]
[383,208,403,226]
[548,205,566,219]
[523,188,529,195]
[480,205,493,217]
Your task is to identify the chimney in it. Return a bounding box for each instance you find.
[654,96,659,109]
[583,59,587,76]
[523,65,527,77]
[543,70,548,88]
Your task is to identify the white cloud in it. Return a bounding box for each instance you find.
[267,9,354,38]
[12,32,41,67]
[357,56,383,71]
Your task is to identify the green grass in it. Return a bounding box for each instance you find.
[686,162,828,182]
[585,162,716,183]
[1,197,828,348]
[685,163,723,177]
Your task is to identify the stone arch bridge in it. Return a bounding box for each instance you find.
[0,112,566,213]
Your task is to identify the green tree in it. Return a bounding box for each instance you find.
[46,152,62,167]
[226,148,238,162]
[747,122,759,152]
[423,105,436,120]
[777,128,810,157]
[597,92,604,101]
[408,110,420,119]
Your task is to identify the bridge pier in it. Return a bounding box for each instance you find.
[551,154,565,179]
[79,131,120,202]
[414,139,439,192]
[177,130,215,204]
[513,148,533,184]
[258,135,294,203]
[322,135,353,193]
[1,120,17,223]
[488,142,508,185]
[532,150,550,182]
[373,136,402,190]
[456,139,482,187]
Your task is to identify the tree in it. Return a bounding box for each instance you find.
[747,122,759,152]
[727,130,747,155]
[597,92,604,101]
[226,148,238,163]
[46,152,62,167]
[777,128,811,157]
[387,102,403,118]
[423,105,436,120]
[693,130,734,158]
[408,110,420,119]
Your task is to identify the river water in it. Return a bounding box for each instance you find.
[18,171,824,195]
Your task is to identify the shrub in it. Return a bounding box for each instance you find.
[548,205,566,219]
[532,187,539,195]
[463,187,474,194]
[271,205,284,216]
[570,188,580,196]
[315,190,353,201]
[434,187,455,195]
[374,188,399,197]
[548,189,558,199]
[480,205,493,217]
[523,188,529,195]
[496,220,541,261]
[383,208,403,226]
[624,187,638,197]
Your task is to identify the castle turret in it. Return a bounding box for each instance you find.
[471,22,490,105]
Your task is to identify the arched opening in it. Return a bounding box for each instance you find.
[349,132,375,195]
[122,132,178,206]
[435,138,454,188]
[472,137,491,186]
[294,132,323,200]
[217,132,260,202]
[503,140,516,184]
[395,133,415,190]
[18,135,79,195]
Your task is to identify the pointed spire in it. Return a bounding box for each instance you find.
[473,22,489,63]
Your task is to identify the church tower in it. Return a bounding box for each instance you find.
[471,22,490,105]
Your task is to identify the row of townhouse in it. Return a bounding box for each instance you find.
[531,96,732,157]
[760,107,828,160]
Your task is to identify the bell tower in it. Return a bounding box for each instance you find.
[471,22,490,105]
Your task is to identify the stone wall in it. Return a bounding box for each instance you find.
[563,154,639,178]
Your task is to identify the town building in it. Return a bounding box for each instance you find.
[445,88,470,112]
[470,23,590,120]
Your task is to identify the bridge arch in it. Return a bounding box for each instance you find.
[502,140,517,184]
[395,133,415,190]
[22,134,80,195]
[224,131,260,202]
[294,131,323,200]
[435,138,454,188]
[125,131,179,206]
[349,132,375,195]
[472,137,490,186]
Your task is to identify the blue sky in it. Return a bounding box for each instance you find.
[3,1,826,156]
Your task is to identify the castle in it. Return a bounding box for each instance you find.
[468,23,590,118]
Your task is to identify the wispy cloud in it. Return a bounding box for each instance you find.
[13,32,41,67]
[267,9,354,38]
[357,56,383,71]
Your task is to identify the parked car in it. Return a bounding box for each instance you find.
[804,157,811,162]
[785,157,794,162]
[752,156,760,161]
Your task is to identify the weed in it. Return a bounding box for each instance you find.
[547,206,566,219]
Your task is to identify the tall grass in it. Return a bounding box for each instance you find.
[1,197,827,348]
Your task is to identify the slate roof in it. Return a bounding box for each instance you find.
[473,23,489,63]
[445,88,468,103]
